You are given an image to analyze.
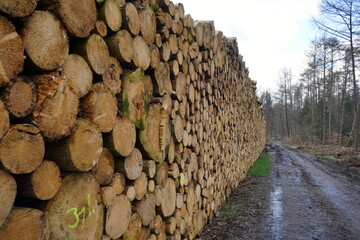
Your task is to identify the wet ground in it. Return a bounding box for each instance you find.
[199,142,360,240]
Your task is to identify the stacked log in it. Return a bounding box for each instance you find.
[0,0,265,239]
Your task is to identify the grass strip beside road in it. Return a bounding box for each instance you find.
[247,153,271,176]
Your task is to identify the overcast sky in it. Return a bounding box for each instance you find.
[172,0,321,92]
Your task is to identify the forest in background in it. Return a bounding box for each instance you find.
[262,0,360,149]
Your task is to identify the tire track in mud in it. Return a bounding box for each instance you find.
[265,142,360,240]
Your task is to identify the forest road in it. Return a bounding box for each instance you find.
[264,142,360,240]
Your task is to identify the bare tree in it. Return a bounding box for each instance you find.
[313,0,360,148]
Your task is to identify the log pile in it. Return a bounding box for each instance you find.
[0,0,265,239]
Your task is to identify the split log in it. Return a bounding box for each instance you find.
[80,82,117,133]
[0,100,9,139]
[102,56,123,95]
[135,193,156,226]
[0,170,16,227]
[105,116,136,157]
[139,5,156,45]
[32,71,79,141]
[121,69,149,129]
[154,62,172,96]
[0,208,49,239]
[73,34,110,75]
[45,118,103,172]
[40,0,97,38]
[105,194,131,239]
[62,54,93,98]
[0,16,24,87]
[0,124,44,174]
[92,147,114,185]
[139,104,171,163]
[123,213,148,240]
[1,75,36,118]
[133,35,151,70]
[46,173,103,239]
[99,0,122,32]
[116,148,143,180]
[161,178,176,217]
[0,0,38,17]
[122,3,141,35]
[105,29,134,63]
[16,160,61,200]
[21,11,68,71]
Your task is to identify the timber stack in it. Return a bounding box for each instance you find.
[0,0,265,239]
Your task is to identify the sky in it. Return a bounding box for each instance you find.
[172,0,322,92]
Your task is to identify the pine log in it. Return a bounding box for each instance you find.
[102,56,123,95]
[148,179,155,192]
[165,217,176,234]
[139,5,156,45]
[123,213,148,240]
[0,16,24,87]
[149,44,161,69]
[1,75,36,118]
[135,193,156,226]
[0,170,16,227]
[92,147,114,185]
[80,82,117,133]
[106,29,134,63]
[62,54,93,98]
[173,115,183,143]
[121,69,149,129]
[46,173,103,240]
[167,137,175,164]
[160,41,170,62]
[16,160,61,200]
[32,71,79,141]
[0,100,9,139]
[40,0,97,38]
[101,186,115,207]
[134,172,148,200]
[126,185,136,201]
[161,178,176,217]
[171,72,186,101]
[143,160,156,178]
[110,172,126,194]
[94,20,108,37]
[21,11,68,71]
[105,194,131,239]
[45,118,103,172]
[149,214,165,234]
[122,3,141,35]
[0,0,38,17]
[99,0,122,32]
[154,62,172,96]
[155,162,168,188]
[139,104,171,163]
[116,148,143,180]
[105,116,136,157]
[0,207,49,239]
[133,35,151,70]
[74,34,110,75]
[0,124,44,174]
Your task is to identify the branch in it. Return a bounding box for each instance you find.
[312,17,350,40]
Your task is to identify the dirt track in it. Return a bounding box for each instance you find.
[199,142,360,240]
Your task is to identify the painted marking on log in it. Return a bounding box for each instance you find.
[67,194,96,229]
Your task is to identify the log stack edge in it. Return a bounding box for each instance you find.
[0,0,266,239]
